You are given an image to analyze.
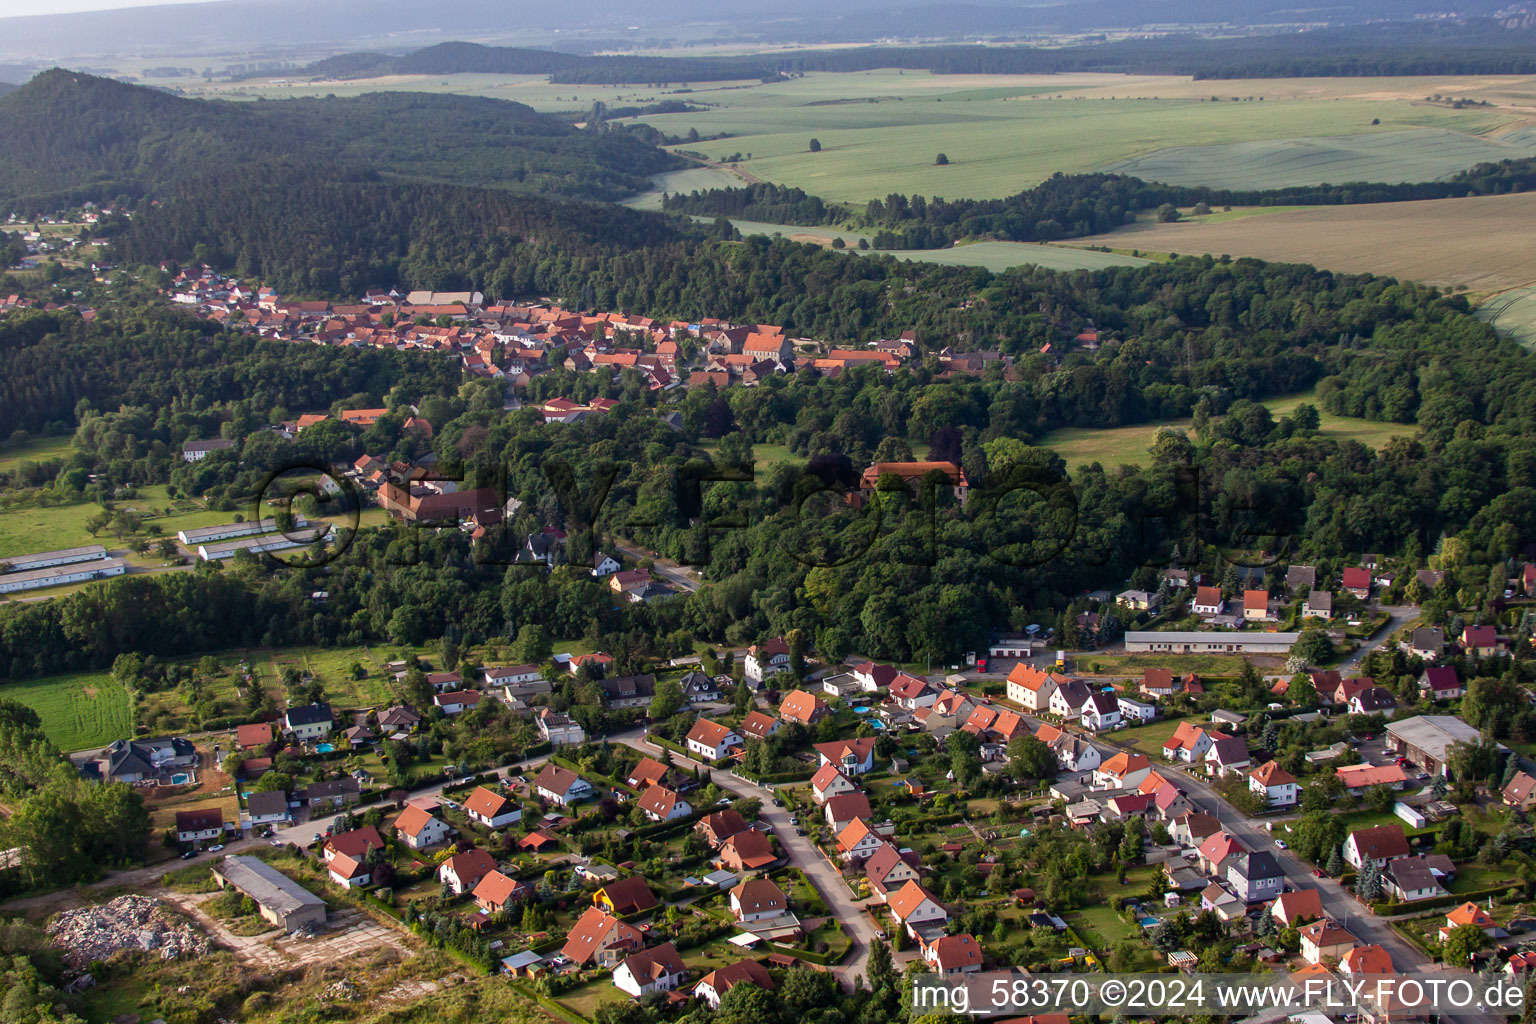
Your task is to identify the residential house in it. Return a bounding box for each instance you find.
[744,638,792,685]
[685,719,744,762]
[1204,736,1252,778]
[1049,680,1094,721]
[1300,919,1358,965]
[1503,771,1536,810]
[1006,664,1061,712]
[814,737,877,775]
[175,808,225,849]
[718,829,777,872]
[532,763,594,806]
[638,785,692,822]
[1272,888,1324,928]
[464,786,522,828]
[590,553,622,578]
[1303,591,1333,619]
[1339,944,1393,978]
[1118,697,1157,723]
[923,933,984,975]
[439,849,498,894]
[1439,902,1501,942]
[536,708,586,747]
[613,941,687,999]
[1287,565,1318,592]
[824,793,873,833]
[393,804,452,849]
[730,878,788,922]
[625,757,675,790]
[595,877,660,916]
[779,689,828,726]
[378,705,422,735]
[1093,752,1151,791]
[889,673,938,710]
[1116,590,1160,611]
[835,818,885,862]
[236,722,274,749]
[284,702,334,741]
[737,710,780,743]
[425,671,463,693]
[696,810,750,847]
[1248,761,1299,807]
[1242,590,1272,621]
[481,663,542,689]
[680,670,721,703]
[852,662,900,693]
[326,850,372,888]
[1408,628,1445,661]
[865,841,921,897]
[599,674,656,709]
[1080,691,1123,732]
[1335,763,1409,793]
[245,790,290,830]
[887,879,948,940]
[1342,567,1373,599]
[694,960,774,1010]
[1462,625,1500,658]
[300,778,360,810]
[433,690,483,715]
[1418,665,1462,701]
[1226,851,1285,903]
[1343,824,1411,871]
[919,689,976,737]
[810,764,857,804]
[1348,686,1398,716]
[1045,730,1101,773]
[561,906,644,967]
[1384,856,1448,903]
[1191,586,1224,616]
[1196,831,1246,876]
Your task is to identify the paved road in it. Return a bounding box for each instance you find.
[609,732,882,990]
[612,538,702,593]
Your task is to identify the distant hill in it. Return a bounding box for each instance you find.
[0,69,681,209]
[0,83,16,98]
[298,41,780,83]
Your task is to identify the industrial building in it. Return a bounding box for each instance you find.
[196,526,329,562]
[0,557,126,594]
[177,515,310,546]
[1,544,108,573]
[211,856,327,931]
[1123,631,1300,655]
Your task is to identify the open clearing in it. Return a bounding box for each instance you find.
[1039,389,1414,470]
[0,485,234,559]
[1,671,132,750]
[1068,191,1536,293]
[177,70,1527,202]
[0,434,75,475]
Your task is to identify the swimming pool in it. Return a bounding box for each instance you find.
[870,720,887,730]
[853,706,871,714]
[170,773,190,785]
[1138,916,1159,928]
[316,743,334,753]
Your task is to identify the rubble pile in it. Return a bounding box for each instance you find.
[323,978,362,1001]
[47,895,211,968]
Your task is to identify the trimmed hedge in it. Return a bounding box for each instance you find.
[1371,884,1518,915]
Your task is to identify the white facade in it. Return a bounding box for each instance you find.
[0,556,125,594]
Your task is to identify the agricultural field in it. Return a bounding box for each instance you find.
[869,240,1146,273]
[1477,285,1536,350]
[0,670,132,750]
[1068,191,1536,293]
[179,70,1530,202]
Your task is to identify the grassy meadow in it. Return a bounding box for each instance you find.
[0,433,76,475]
[1,671,133,750]
[1477,285,1536,350]
[1037,388,1414,470]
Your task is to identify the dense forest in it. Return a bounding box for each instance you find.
[0,70,680,209]
[297,20,1536,85]
[662,158,1536,250]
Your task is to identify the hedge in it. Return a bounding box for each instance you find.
[1371,884,1519,915]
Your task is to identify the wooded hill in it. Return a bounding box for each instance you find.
[0,69,681,210]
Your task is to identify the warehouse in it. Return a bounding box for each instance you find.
[0,557,126,594]
[211,856,327,931]
[1386,716,1500,778]
[1124,631,1300,655]
[1,544,108,573]
[177,515,310,546]
[197,526,330,562]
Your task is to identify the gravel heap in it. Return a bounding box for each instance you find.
[47,895,211,968]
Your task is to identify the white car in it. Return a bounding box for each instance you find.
[207,844,224,852]
[1274,840,1288,850]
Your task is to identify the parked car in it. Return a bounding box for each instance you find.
[1274,840,1288,850]
[208,844,224,852]
[181,850,197,860]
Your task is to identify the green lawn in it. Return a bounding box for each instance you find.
[0,670,132,750]
[0,485,234,559]
[1104,718,1183,758]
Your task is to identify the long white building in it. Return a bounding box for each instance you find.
[1124,631,1300,655]
[196,527,330,562]
[0,557,126,594]
[178,516,310,546]
[1,544,108,573]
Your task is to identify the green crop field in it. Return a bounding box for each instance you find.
[870,240,1147,273]
[1038,388,1414,470]
[0,434,76,474]
[1103,127,1535,190]
[2,671,132,750]
[181,69,1521,203]
[622,166,746,210]
[1477,286,1536,350]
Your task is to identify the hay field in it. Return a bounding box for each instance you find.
[1068,191,1536,293]
[1,671,132,750]
[1477,286,1536,349]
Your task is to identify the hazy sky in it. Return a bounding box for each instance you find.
[0,0,216,16]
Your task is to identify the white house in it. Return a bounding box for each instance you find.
[590,553,622,578]
[536,708,585,747]
[612,942,687,999]
[814,737,877,776]
[730,878,788,922]
[810,764,857,804]
[1080,692,1123,732]
[1048,681,1093,720]
[463,786,522,828]
[887,880,948,939]
[283,702,333,741]
[393,805,452,850]
[1248,761,1299,807]
[744,637,791,685]
[1118,697,1157,723]
[638,785,693,822]
[1006,665,1060,712]
[685,719,744,762]
[482,664,542,687]
[438,849,498,894]
[532,763,595,806]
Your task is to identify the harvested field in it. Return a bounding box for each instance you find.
[1069,191,1536,292]
[1477,286,1536,350]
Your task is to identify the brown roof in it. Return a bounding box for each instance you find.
[928,933,984,970]
[697,810,750,846]
[697,959,774,998]
[532,762,585,798]
[721,829,776,869]
[626,757,671,788]
[1348,824,1411,862]
[325,826,384,860]
[472,869,522,907]
[686,718,739,749]
[442,848,498,885]
[175,808,224,832]
[392,803,439,838]
[638,785,685,819]
[887,879,942,922]
[236,722,273,748]
[824,792,872,825]
[731,878,787,916]
[598,876,659,915]
[617,941,685,983]
[560,905,641,965]
[739,711,779,739]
